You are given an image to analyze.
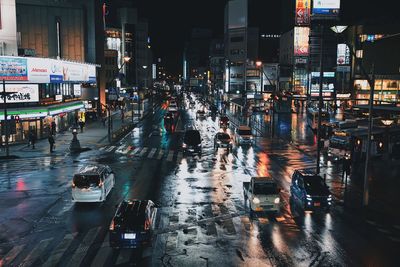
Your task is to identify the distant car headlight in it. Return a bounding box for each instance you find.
[183,143,187,148]
[217,141,221,144]
[252,197,260,204]
[306,194,312,200]
[327,194,332,201]
[274,197,280,204]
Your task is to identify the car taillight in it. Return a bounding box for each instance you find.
[98,181,103,187]
[109,220,115,231]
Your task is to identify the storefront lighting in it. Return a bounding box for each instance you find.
[381,119,394,126]
[330,26,348,34]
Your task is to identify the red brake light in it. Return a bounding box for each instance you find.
[109,220,115,231]
[72,182,76,188]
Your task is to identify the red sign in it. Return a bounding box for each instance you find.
[295,0,310,26]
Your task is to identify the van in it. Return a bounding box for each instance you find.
[71,165,115,202]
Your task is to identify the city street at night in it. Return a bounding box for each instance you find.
[1,0,400,266]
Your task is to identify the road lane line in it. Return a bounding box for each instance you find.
[148,148,157,158]
[139,147,148,157]
[66,227,101,267]
[1,244,25,266]
[20,238,53,267]
[42,234,74,267]
[90,234,110,267]
[167,150,174,161]
[157,149,164,159]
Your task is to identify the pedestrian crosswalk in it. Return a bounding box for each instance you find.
[101,144,185,163]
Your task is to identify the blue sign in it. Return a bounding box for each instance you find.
[50,74,63,83]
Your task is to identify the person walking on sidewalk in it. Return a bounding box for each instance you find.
[78,119,85,133]
[51,121,57,136]
[342,156,351,182]
[29,131,36,149]
[101,114,106,127]
[48,135,55,153]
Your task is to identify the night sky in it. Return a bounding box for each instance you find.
[132,0,398,76]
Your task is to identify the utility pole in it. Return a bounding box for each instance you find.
[363,64,375,207]
[316,25,324,174]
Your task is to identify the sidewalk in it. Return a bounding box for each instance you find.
[0,109,139,159]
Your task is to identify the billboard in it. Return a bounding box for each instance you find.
[0,57,28,81]
[313,0,340,16]
[337,43,350,65]
[294,27,310,56]
[295,0,310,25]
[0,56,96,83]
[228,0,248,29]
[0,84,39,103]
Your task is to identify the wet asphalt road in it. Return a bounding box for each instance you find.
[0,96,398,266]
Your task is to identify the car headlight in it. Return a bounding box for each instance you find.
[306,194,312,200]
[274,197,280,204]
[327,194,332,201]
[252,197,260,204]
[197,144,201,147]
[217,141,221,144]
[183,143,187,148]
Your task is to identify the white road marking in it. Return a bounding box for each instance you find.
[42,234,74,267]
[148,148,157,158]
[1,244,25,266]
[105,146,116,153]
[66,227,101,267]
[20,238,53,267]
[90,234,110,267]
[130,147,140,156]
[139,147,148,157]
[157,149,164,159]
[167,150,174,161]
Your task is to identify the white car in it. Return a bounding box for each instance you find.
[234,126,254,145]
[72,165,115,202]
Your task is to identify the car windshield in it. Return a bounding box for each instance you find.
[304,176,326,192]
[238,129,252,135]
[73,174,100,188]
[218,133,230,140]
[184,130,201,145]
[253,182,278,194]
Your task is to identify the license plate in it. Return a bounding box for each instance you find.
[314,202,321,207]
[124,233,136,239]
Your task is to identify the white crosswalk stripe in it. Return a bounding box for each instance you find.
[66,227,101,267]
[90,234,111,267]
[157,149,164,159]
[42,234,74,267]
[105,146,116,153]
[139,147,148,157]
[167,150,174,161]
[20,238,53,267]
[177,152,183,163]
[1,244,25,266]
[148,148,157,158]
[130,147,141,156]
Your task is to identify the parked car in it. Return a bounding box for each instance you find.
[243,177,280,215]
[234,126,254,146]
[290,169,332,212]
[71,165,115,203]
[214,132,232,152]
[109,200,157,249]
[182,129,202,155]
[196,110,206,120]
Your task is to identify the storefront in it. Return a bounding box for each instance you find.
[0,56,97,144]
[354,78,400,105]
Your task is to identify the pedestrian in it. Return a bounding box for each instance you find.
[29,131,36,149]
[78,119,85,133]
[48,135,55,153]
[342,156,351,182]
[51,121,56,136]
[74,115,79,127]
[101,115,106,127]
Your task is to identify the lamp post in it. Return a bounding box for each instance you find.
[1,79,14,158]
[104,55,131,143]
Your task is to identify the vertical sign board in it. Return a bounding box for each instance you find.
[312,0,340,17]
[294,27,310,56]
[295,0,311,26]
[337,43,350,65]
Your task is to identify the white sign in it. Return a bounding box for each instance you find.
[73,84,81,95]
[313,0,340,15]
[55,94,63,101]
[337,43,350,65]
[0,56,96,83]
[1,84,39,103]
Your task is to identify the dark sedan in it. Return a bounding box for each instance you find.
[109,200,157,249]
